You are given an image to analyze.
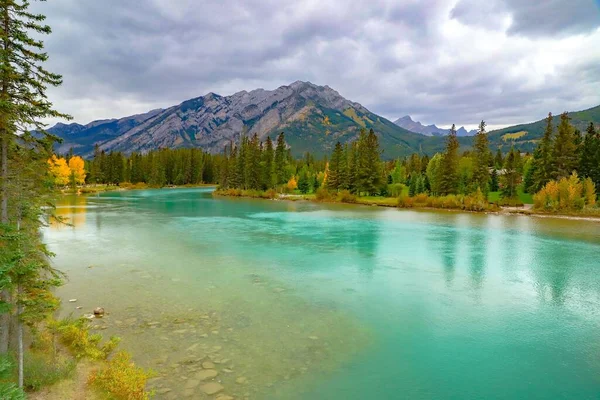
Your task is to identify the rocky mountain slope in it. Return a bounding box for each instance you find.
[49,81,459,159]
[393,115,476,137]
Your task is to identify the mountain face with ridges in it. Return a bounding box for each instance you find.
[393,115,477,137]
[49,81,457,159]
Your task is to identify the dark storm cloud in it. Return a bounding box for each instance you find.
[33,0,600,129]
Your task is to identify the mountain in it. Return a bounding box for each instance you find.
[488,104,600,153]
[393,115,476,137]
[49,81,459,159]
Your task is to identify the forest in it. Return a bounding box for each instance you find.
[67,111,600,214]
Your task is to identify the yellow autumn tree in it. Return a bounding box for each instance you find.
[48,155,71,186]
[287,176,298,191]
[68,156,87,185]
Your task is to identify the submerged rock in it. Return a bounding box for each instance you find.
[235,377,248,384]
[197,369,218,381]
[93,307,105,317]
[202,361,215,369]
[200,382,224,395]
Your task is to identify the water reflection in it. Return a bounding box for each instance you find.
[52,195,87,229]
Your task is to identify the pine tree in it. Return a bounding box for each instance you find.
[494,148,503,169]
[262,136,274,189]
[490,169,499,192]
[579,123,599,187]
[439,125,460,195]
[552,112,578,180]
[531,113,555,192]
[501,148,520,199]
[274,133,287,185]
[356,129,382,195]
[327,142,343,191]
[0,0,70,387]
[472,120,491,195]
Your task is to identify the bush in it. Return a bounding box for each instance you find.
[533,173,595,212]
[89,351,153,400]
[388,183,406,197]
[397,194,414,208]
[262,188,278,199]
[50,317,120,360]
[413,193,429,205]
[24,352,76,391]
[0,356,25,400]
[315,187,334,202]
[337,190,357,203]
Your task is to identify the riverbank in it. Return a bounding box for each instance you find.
[213,188,600,222]
[60,182,217,195]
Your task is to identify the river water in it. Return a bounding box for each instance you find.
[43,188,600,399]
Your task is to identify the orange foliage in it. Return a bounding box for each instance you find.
[48,155,71,186]
[68,156,87,184]
[287,176,298,191]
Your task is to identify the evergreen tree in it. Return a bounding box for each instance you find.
[327,142,343,191]
[439,125,460,195]
[409,174,417,197]
[494,148,503,169]
[490,169,499,192]
[579,122,599,187]
[356,129,382,195]
[262,136,275,189]
[501,148,520,199]
[472,120,491,195]
[0,0,70,387]
[552,112,578,180]
[531,113,554,192]
[274,133,287,185]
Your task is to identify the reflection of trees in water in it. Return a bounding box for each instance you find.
[426,218,459,285]
[468,230,486,292]
[52,195,87,228]
[532,242,573,305]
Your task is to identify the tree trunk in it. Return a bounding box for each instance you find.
[0,289,10,353]
[17,284,23,388]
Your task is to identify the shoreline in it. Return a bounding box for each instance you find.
[213,190,600,223]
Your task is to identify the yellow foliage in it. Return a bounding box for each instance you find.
[68,156,87,184]
[533,172,593,211]
[323,115,331,126]
[502,131,527,141]
[343,108,366,128]
[88,351,153,400]
[51,317,120,360]
[48,155,71,186]
[287,176,298,191]
[582,177,596,207]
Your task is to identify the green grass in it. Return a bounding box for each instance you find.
[488,189,533,204]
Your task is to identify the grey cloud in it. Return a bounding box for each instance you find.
[31,0,600,130]
[452,0,600,36]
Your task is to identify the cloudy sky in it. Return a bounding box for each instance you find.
[33,0,600,130]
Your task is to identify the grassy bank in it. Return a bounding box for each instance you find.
[8,317,153,400]
[213,188,600,220]
[60,182,217,195]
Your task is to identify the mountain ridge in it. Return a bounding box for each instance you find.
[393,115,477,137]
[49,81,454,159]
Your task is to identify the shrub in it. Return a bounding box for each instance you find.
[24,352,76,391]
[413,193,429,205]
[89,351,153,400]
[0,356,25,400]
[337,190,357,203]
[262,188,278,199]
[397,194,414,208]
[50,317,120,360]
[388,183,406,197]
[315,187,334,202]
[533,173,594,212]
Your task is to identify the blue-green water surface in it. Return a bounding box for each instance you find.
[43,188,600,399]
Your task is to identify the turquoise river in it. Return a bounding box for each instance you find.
[43,188,600,399]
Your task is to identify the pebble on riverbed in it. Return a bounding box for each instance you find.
[93,307,105,317]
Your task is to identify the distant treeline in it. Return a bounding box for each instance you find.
[79,112,599,211]
[84,146,223,186]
